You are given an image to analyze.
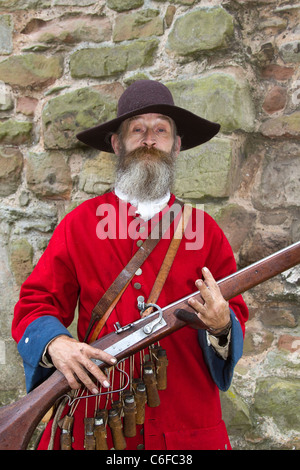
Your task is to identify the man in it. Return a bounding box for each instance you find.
[12,80,248,450]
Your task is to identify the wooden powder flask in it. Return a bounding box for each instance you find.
[94,410,108,451]
[155,348,168,391]
[123,393,137,438]
[135,382,147,425]
[84,417,96,450]
[59,414,74,451]
[108,408,127,450]
[111,399,122,416]
[143,365,160,407]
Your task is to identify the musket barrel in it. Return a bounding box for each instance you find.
[0,241,299,450]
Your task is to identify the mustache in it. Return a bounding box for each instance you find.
[118,146,173,169]
[115,145,176,202]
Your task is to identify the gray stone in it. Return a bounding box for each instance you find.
[243,325,274,356]
[254,377,300,431]
[107,0,144,12]
[0,81,13,111]
[53,0,96,5]
[0,53,64,88]
[252,142,300,210]
[0,119,32,145]
[113,9,163,42]
[9,238,33,286]
[42,88,117,149]
[0,202,57,236]
[26,151,72,199]
[174,137,234,200]
[166,74,255,133]
[220,387,252,435]
[260,112,300,139]
[0,147,23,197]
[70,39,159,79]
[78,152,116,195]
[167,7,234,56]
[279,41,300,63]
[23,16,112,45]
[0,0,50,8]
[215,204,256,253]
[0,15,13,55]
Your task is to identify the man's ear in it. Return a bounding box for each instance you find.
[111,134,121,156]
[174,136,181,157]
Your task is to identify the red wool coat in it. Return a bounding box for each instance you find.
[12,192,248,450]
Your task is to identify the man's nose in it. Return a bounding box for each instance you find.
[142,129,156,147]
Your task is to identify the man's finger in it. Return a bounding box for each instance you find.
[86,344,117,366]
[201,267,220,291]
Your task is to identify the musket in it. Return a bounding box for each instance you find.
[0,241,299,450]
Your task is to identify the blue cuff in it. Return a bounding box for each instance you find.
[18,316,73,392]
[198,309,244,392]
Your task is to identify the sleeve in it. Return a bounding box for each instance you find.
[196,212,249,390]
[17,316,73,392]
[198,309,244,391]
[12,216,80,391]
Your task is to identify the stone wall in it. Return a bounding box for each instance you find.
[0,0,299,450]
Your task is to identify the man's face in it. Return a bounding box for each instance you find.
[111,113,181,157]
[111,113,181,202]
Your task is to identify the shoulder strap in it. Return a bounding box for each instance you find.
[84,199,184,343]
[141,203,193,317]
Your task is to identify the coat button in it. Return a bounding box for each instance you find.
[136,240,143,247]
[135,268,142,276]
[134,282,142,290]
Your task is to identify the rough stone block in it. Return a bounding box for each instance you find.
[174,137,234,199]
[0,81,13,111]
[26,151,72,199]
[70,39,159,79]
[42,88,118,149]
[0,0,50,8]
[0,119,32,145]
[0,15,13,55]
[23,16,112,45]
[215,204,256,253]
[9,238,33,286]
[107,0,144,12]
[260,112,300,139]
[167,7,234,56]
[0,53,63,88]
[254,378,300,430]
[279,40,300,63]
[166,74,255,133]
[252,142,300,210]
[262,86,287,114]
[0,147,23,197]
[79,152,116,195]
[220,387,252,435]
[113,9,163,42]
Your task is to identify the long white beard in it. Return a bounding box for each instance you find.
[115,157,174,203]
[114,146,176,219]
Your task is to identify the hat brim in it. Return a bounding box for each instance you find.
[76,103,220,153]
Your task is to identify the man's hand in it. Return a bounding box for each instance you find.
[47,335,117,394]
[188,267,231,333]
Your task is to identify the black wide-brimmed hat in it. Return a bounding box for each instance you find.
[76,80,220,153]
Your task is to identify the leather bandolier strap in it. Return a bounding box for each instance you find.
[85,200,192,343]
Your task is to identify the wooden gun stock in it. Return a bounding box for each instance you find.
[0,241,299,450]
